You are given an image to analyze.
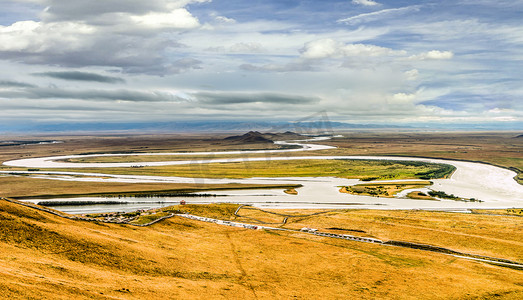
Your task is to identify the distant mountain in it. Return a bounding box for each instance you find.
[0,120,413,134]
[2,120,523,134]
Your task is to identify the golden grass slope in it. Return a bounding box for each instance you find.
[1,200,522,299]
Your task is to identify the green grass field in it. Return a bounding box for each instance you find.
[44,159,455,180]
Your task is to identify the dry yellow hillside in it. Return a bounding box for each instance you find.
[1,200,522,299]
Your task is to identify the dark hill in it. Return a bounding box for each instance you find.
[264,131,308,141]
[224,131,309,143]
[224,131,273,143]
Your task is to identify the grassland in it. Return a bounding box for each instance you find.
[171,204,523,261]
[1,200,522,299]
[406,191,437,200]
[41,159,454,181]
[320,132,523,184]
[0,132,520,197]
[339,181,432,198]
[0,176,299,199]
[284,188,298,195]
[1,132,520,167]
[0,133,521,298]
[471,208,523,216]
[0,133,284,163]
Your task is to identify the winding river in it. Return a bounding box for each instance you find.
[2,137,522,213]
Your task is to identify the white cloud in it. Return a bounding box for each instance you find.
[352,0,380,6]
[300,39,340,59]
[300,38,405,59]
[338,5,421,25]
[409,50,454,60]
[240,61,312,72]
[214,15,236,24]
[390,92,416,104]
[488,107,515,114]
[229,42,265,53]
[0,20,96,52]
[0,1,205,74]
[129,9,200,29]
[0,0,521,126]
[404,69,419,80]
[206,42,266,54]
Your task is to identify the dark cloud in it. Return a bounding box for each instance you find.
[0,37,186,75]
[123,57,203,75]
[173,58,202,70]
[195,91,320,105]
[0,80,36,88]
[0,87,185,102]
[41,0,180,22]
[33,71,126,83]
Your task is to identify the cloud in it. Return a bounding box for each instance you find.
[129,9,200,29]
[33,71,126,83]
[0,80,36,88]
[229,42,265,53]
[40,0,209,23]
[300,39,405,59]
[239,61,312,72]
[0,0,206,75]
[214,15,236,24]
[404,69,419,81]
[0,20,96,53]
[352,0,380,6]
[0,86,186,102]
[206,42,266,54]
[409,50,454,60]
[390,92,417,104]
[0,0,521,127]
[337,5,421,25]
[0,23,188,74]
[172,58,203,70]
[194,91,320,105]
[40,0,163,21]
[120,57,201,74]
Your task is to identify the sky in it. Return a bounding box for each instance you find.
[0,0,522,129]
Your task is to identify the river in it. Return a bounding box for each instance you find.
[2,137,522,214]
